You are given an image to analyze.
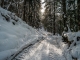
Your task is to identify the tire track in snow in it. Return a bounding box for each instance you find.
[48,36,66,60]
[9,40,43,60]
[8,36,71,60]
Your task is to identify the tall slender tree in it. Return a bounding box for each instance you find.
[1,0,4,7]
[53,0,55,35]
[62,0,67,28]
[78,0,80,30]
[23,0,27,21]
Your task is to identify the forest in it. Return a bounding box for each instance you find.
[0,0,80,34]
[0,0,80,60]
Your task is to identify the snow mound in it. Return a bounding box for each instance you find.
[71,45,80,58]
[0,7,40,60]
[63,31,80,60]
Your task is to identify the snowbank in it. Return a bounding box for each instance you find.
[63,31,80,60]
[0,7,41,60]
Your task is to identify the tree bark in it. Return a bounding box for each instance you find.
[1,0,4,7]
[62,0,67,28]
[78,0,80,30]
[53,1,55,35]
[23,0,27,22]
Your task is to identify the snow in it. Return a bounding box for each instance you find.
[6,33,70,60]
[71,45,80,58]
[66,32,76,41]
[12,35,70,60]
[0,7,80,60]
[0,7,42,60]
[63,30,80,60]
[0,49,17,60]
[70,31,80,60]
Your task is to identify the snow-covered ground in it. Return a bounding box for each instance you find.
[9,31,80,60]
[0,7,42,60]
[0,7,80,60]
[10,35,72,60]
[63,31,80,60]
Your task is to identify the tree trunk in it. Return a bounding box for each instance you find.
[53,1,55,35]
[62,0,67,28]
[1,0,4,7]
[78,0,80,30]
[0,0,1,6]
[23,0,27,22]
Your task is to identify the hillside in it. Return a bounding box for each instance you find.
[0,7,42,60]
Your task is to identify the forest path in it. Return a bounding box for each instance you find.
[10,36,72,60]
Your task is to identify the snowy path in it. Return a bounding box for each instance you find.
[10,36,71,60]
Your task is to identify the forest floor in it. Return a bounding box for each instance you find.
[10,36,72,60]
[0,7,80,60]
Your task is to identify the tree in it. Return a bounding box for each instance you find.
[62,0,67,28]
[23,0,27,21]
[1,0,4,7]
[42,0,63,35]
[65,0,78,31]
[78,0,80,30]
[0,0,1,6]
[1,0,41,28]
[20,0,41,28]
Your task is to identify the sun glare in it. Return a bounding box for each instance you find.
[41,8,45,13]
[41,0,45,14]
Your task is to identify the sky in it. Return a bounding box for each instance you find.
[41,0,46,14]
